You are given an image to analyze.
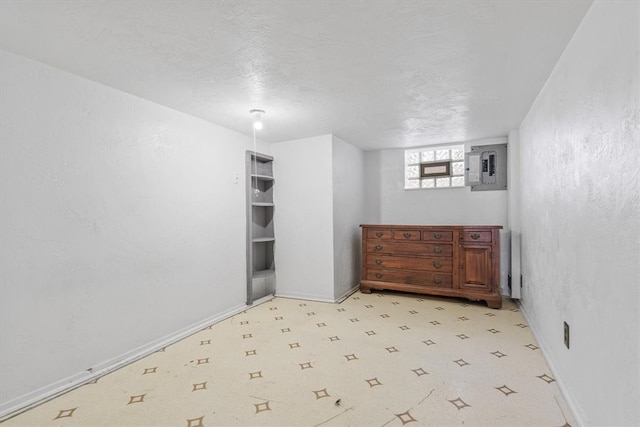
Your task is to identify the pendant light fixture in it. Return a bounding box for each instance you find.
[250,109,265,131]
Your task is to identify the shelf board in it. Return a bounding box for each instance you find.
[251,174,274,181]
[252,202,274,207]
[252,237,275,243]
[249,152,274,162]
[253,268,275,278]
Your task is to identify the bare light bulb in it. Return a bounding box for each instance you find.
[250,109,265,131]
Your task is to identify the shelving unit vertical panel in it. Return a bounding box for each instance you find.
[246,151,276,305]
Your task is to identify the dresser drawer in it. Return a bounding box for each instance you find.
[366,269,453,288]
[366,255,453,273]
[366,229,393,240]
[422,230,454,242]
[392,230,421,240]
[461,230,492,243]
[366,241,453,257]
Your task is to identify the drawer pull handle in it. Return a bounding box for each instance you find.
[471,233,481,240]
[403,232,411,238]
[433,261,442,268]
[433,246,442,254]
[433,232,442,239]
[375,273,383,279]
[433,277,442,284]
[374,245,383,251]
[375,259,382,265]
[375,231,384,237]
[460,264,464,270]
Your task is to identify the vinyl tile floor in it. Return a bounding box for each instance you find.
[2,291,575,427]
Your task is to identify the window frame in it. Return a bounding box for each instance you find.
[420,161,451,178]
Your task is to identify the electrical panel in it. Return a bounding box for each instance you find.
[465,143,507,191]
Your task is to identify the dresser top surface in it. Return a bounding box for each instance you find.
[360,224,503,230]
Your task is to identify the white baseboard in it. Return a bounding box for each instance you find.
[275,290,337,303]
[249,293,276,306]
[276,284,360,304]
[0,303,247,422]
[518,301,586,426]
[335,284,360,302]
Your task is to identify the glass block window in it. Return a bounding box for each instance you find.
[404,145,465,190]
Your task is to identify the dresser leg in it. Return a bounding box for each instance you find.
[360,285,372,294]
[486,298,503,309]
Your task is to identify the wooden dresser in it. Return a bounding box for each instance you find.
[360,225,502,308]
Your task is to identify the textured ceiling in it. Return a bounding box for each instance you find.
[0,1,592,150]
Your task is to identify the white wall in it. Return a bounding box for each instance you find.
[271,135,335,301]
[331,135,365,300]
[507,129,522,298]
[518,1,639,425]
[0,51,258,411]
[363,150,382,224]
[367,137,508,227]
[271,134,364,302]
[506,130,521,234]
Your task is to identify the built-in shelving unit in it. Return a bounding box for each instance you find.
[246,151,275,304]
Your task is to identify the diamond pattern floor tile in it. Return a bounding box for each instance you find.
[1,292,575,427]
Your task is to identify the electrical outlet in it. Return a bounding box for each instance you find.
[564,321,570,349]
